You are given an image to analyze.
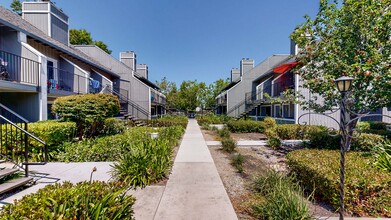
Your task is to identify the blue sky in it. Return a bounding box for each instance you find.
[2,0,319,85]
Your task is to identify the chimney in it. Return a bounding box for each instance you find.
[136,64,148,79]
[231,68,240,82]
[22,1,69,45]
[120,51,136,70]
[240,58,254,76]
[290,39,299,55]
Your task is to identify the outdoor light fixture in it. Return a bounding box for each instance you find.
[335,76,354,93]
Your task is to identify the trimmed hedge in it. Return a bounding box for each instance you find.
[226,120,264,133]
[287,149,391,217]
[0,181,134,219]
[29,120,76,146]
[275,124,323,140]
[52,94,120,138]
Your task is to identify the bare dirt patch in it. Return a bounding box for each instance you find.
[231,132,267,141]
[203,129,338,219]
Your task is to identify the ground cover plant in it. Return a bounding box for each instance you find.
[56,126,184,188]
[0,181,135,219]
[287,149,391,217]
[251,170,313,220]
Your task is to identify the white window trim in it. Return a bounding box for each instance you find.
[274,104,282,118]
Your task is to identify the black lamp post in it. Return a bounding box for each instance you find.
[334,76,353,220]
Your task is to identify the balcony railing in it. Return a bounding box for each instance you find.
[216,95,227,105]
[0,50,40,86]
[151,91,166,105]
[47,66,102,94]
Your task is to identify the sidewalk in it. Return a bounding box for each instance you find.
[152,119,238,220]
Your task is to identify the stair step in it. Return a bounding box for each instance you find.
[0,168,18,179]
[0,177,33,194]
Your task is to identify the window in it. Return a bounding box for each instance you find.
[274,105,281,118]
[261,106,271,116]
[283,105,289,118]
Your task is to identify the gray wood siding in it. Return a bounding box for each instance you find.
[0,30,21,55]
[297,77,340,129]
[23,13,49,35]
[382,108,391,123]
[226,55,289,117]
[23,3,49,11]
[51,15,68,45]
[0,92,40,122]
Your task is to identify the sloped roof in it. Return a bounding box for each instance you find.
[0,6,119,78]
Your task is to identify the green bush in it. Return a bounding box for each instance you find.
[351,133,385,151]
[306,127,340,149]
[196,114,232,126]
[263,117,277,130]
[231,153,245,173]
[52,94,120,138]
[252,170,312,220]
[221,137,237,153]
[226,120,264,133]
[148,115,188,129]
[217,126,231,138]
[265,129,281,149]
[0,181,134,219]
[101,118,128,135]
[357,122,391,139]
[29,120,76,146]
[275,124,323,140]
[287,149,391,217]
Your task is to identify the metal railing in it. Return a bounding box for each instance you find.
[0,103,47,177]
[0,50,40,86]
[104,85,151,120]
[151,90,166,105]
[47,66,98,94]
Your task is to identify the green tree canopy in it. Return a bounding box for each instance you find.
[291,0,390,150]
[291,0,391,113]
[10,0,22,16]
[69,29,112,54]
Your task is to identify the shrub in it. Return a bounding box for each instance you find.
[231,153,245,173]
[0,181,134,219]
[149,115,188,129]
[265,129,281,149]
[226,120,264,133]
[52,94,120,138]
[101,118,128,135]
[357,121,371,132]
[263,117,277,130]
[351,133,385,151]
[196,114,232,126]
[287,149,391,217]
[29,120,76,146]
[275,124,323,140]
[221,137,237,153]
[217,126,231,138]
[251,170,312,220]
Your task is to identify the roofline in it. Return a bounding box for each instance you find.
[0,16,120,79]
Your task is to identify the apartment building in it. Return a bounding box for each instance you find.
[217,41,391,127]
[0,1,165,121]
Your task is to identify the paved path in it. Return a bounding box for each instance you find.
[153,119,238,220]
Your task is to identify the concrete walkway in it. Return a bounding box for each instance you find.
[152,119,238,220]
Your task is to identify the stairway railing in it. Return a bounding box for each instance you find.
[103,85,151,120]
[0,103,47,177]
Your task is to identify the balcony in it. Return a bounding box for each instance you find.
[272,81,294,97]
[47,66,101,95]
[151,90,166,105]
[0,50,40,86]
[216,94,227,105]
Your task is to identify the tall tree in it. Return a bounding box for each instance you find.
[69,29,112,54]
[291,0,391,149]
[155,77,179,109]
[10,0,22,16]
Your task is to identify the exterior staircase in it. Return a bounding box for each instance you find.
[0,103,47,196]
[102,85,151,126]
